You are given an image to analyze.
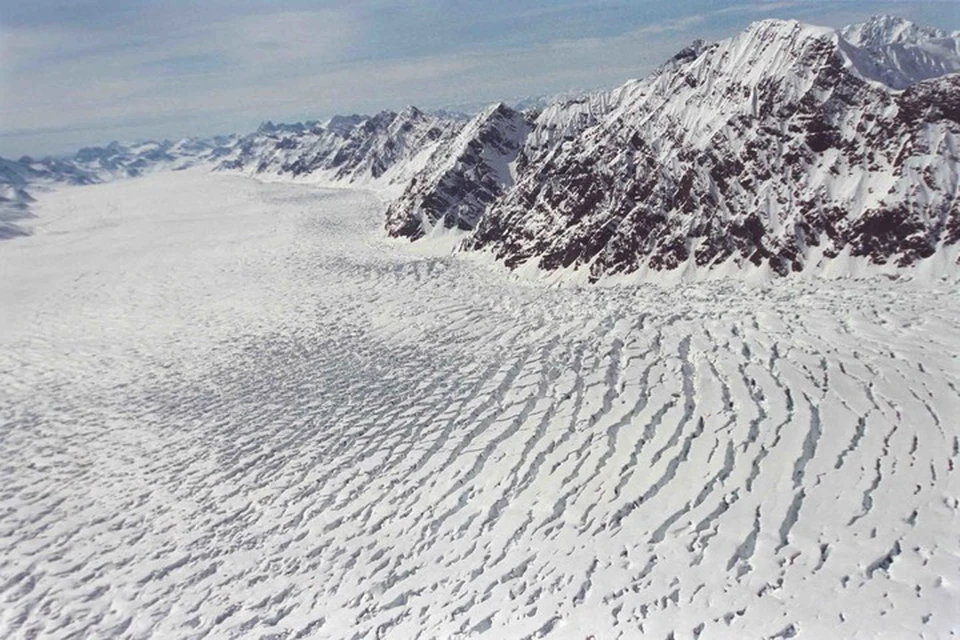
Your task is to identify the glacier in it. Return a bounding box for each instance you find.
[1,169,958,638]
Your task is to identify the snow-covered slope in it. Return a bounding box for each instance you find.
[524,40,713,155]
[216,107,462,196]
[840,15,960,89]
[466,17,960,279]
[385,103,533,238]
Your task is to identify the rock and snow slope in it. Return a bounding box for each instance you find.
[466,16,960,279]
[217,107,463,196]
[1,170,958,638]
[384,103,533,238]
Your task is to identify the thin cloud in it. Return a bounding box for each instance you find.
[1,0,958,156]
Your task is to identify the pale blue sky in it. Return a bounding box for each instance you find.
[1,0,958,157]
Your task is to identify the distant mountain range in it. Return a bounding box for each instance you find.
[4,15,959,278]
[0,138,236,238]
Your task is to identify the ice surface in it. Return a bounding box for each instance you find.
[1,171,959,638]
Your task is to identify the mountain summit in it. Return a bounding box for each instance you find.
[460,16,960,279]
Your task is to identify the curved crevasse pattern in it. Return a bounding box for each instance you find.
[1,172,958,639]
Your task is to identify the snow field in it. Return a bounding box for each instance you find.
[1,170,958,639]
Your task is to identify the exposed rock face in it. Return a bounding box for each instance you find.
[385,104,533,238]
[464,17,960,278]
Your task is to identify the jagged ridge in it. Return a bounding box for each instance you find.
[216,107,463,195]
[463,16,960,278]
[384,103,533,238]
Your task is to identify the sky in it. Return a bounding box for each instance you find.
[1,0,959,157]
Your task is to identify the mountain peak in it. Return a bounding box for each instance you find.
[480,102,517,120]
[841,15,950,47]
[464,15,960,278]
[325,114,366,135]
[398,105,425,119]
[742,18,835,42]
[839,14,960,89]
[385,102,532,239]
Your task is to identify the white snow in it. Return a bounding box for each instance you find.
[2,171,958,639]
[840,16,960,89]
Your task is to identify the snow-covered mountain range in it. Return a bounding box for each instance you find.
[3,15,960,640]
[0,138,235,238]
[3,15,958,279]
[465,17,960,279]
[217,107,463,196]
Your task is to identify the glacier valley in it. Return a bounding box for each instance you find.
[1,170,958,639]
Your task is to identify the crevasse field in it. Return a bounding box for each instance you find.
[1,170,958,639]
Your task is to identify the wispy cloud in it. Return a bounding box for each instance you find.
[0,0,958,156]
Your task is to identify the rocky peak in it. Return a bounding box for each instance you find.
[384,103,533,239]
[462,16,960,280]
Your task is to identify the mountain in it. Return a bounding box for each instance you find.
[438,89,595,117]
[839,15,960,89]
[53,137,235,182]
[380,42,714,241]
[215,107,462,196]
[462,17,960,279]
[384,103,533,238]
[1,137,237,191]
